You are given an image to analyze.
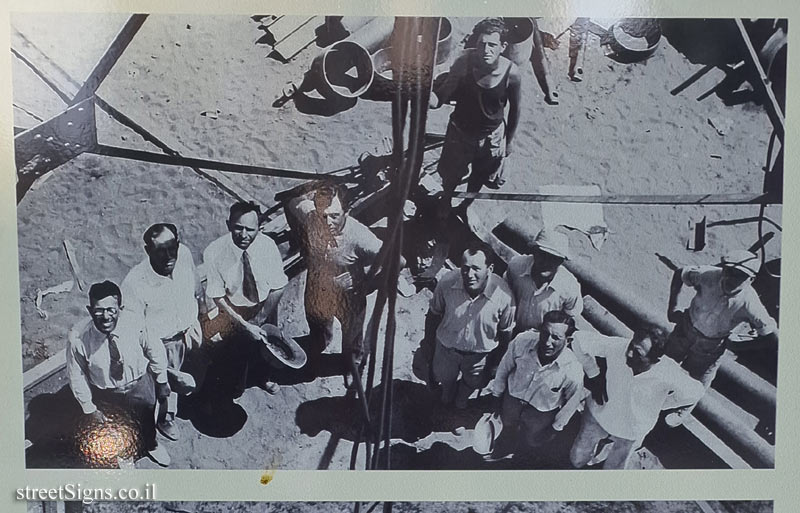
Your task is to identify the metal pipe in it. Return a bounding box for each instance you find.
[494,217,775,467]
[494,216,776,409]
[581,297,774,468]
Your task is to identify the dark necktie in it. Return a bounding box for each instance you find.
[107,334,124,381]
[242,250,259,303]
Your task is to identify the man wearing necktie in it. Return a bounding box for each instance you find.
[66,281,172,467]
[202,201,289,396]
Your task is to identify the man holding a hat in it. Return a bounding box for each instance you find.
[504,228,583,334]
[664,250,778,425]
[201,201,289,396]
[488,310,584,460]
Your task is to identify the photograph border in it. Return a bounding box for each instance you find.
[1,0,799,512]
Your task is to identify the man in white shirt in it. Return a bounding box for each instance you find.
[202,201,289,396]
[121,223,202,441]
[489,310,584,460]
[665,250,778,425]
[503,228,583,333]
[66,281,172,467]
[569,326,704,469]
[425,243,515,408]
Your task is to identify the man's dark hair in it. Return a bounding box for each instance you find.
[88,280,122,306]
[472,17,508,44]
[313,182,348,212]
[542,310,577,337]
[143,223,178,248]
[228,201,262,224]
[633,325,669,361]
[461,241,494,267]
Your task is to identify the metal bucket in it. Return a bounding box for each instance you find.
[436,17,453,65]
[320,40,375,99]
[502,17,534,66]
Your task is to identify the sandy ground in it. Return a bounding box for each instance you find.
[13,15,782,470]
[29,501,771,513]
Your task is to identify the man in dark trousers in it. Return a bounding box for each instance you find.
[431,17,522,221]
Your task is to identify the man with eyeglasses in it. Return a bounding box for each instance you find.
[66,281,172,467]
[663,250,779,425]
[487,310,584,461]
[121,223,202,441]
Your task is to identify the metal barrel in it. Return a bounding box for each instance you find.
[502,17,535,66]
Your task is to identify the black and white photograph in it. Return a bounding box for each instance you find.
[27,501,774,513]
[13,14,785,471]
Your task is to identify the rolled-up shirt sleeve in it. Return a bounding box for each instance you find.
[429,280,446,317]
[663,371,705,410]
[570,330,618,378]
[491,338,518,397]
[139,330,168,384]
[66,328,96,415]
[497,296,515,335]
[744,297,778,337]
[203,255,226,300]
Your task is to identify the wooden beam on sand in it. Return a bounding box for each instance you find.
[267,16,316,46]
[452,191,775,205]
[23,349,66,391]
[70,14,149,105]
[273,18,320,61]
[92,143,361,183]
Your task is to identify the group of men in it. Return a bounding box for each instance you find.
[66,185,385,468]
[420,232,777,469]
[64,16,778,470]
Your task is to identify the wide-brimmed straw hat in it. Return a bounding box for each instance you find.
[534,228,571,260]
[720,250,760,278]
[472,412,503,455]
[258,324,307,369]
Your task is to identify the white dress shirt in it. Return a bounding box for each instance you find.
[571,330,705,440]
[203,232,288,307]
[66,312,168,414]
[121,243,199,341]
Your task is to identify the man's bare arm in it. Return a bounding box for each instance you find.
[505,64,522,155]
[214,297,264,340]
[667,268,684,323]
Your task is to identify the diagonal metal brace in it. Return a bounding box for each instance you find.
[15,97,97,202]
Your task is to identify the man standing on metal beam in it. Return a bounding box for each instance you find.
[569,326,705,469]
[664,250,779,425]
[121,223,202,443]
[424,243,515,408]
[66,281,172,467]
[430,17,522,221]
[503,228,583,335]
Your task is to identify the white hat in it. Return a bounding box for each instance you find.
[534,228,571,260]
[472,413,503,455]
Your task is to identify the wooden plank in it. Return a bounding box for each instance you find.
[63,239,87,291]
[273,19,319,61]
[267,16,316,46]
[23,349,66,391]
[683,416,751,469]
